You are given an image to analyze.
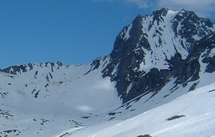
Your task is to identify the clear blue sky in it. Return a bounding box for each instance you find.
[0,0,214,68]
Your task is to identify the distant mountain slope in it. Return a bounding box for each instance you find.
[0,59,121,137]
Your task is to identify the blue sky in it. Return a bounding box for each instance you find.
[0,0,215,68]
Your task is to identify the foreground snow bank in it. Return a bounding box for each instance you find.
[70,83,215,137]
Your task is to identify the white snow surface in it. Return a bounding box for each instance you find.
[1,59,215,137]
[0,59,122,137]
[70,83,215,137]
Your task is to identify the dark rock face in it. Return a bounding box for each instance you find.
[0,61,64,75]
[0,64,31,75]
[102,8,215,103]
[193,32,215,73]
[172,9,214,51]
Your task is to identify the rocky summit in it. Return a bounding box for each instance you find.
[102,8,215,103]
[0,8,215,137]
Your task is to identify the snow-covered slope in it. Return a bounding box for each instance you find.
[1,8,215,137]
[0,59,122,137]
[70,83,215,137]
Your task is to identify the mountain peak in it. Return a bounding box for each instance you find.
[103,8,215,103]
[152,8,169,16]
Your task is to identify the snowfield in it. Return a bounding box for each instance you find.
[1,61,215,137]
[0,61,122,137]
[69,83,215,137]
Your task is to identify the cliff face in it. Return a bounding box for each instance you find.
[102,8,215,103]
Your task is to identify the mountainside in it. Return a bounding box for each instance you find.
[1,8,215,137]
[0,59,122,136]
[103,8,215,103]
[71,83,215,137]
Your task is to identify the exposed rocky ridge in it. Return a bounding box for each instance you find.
[102,8,215,103]
[0,61,64,75]
[192,32,215,73]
